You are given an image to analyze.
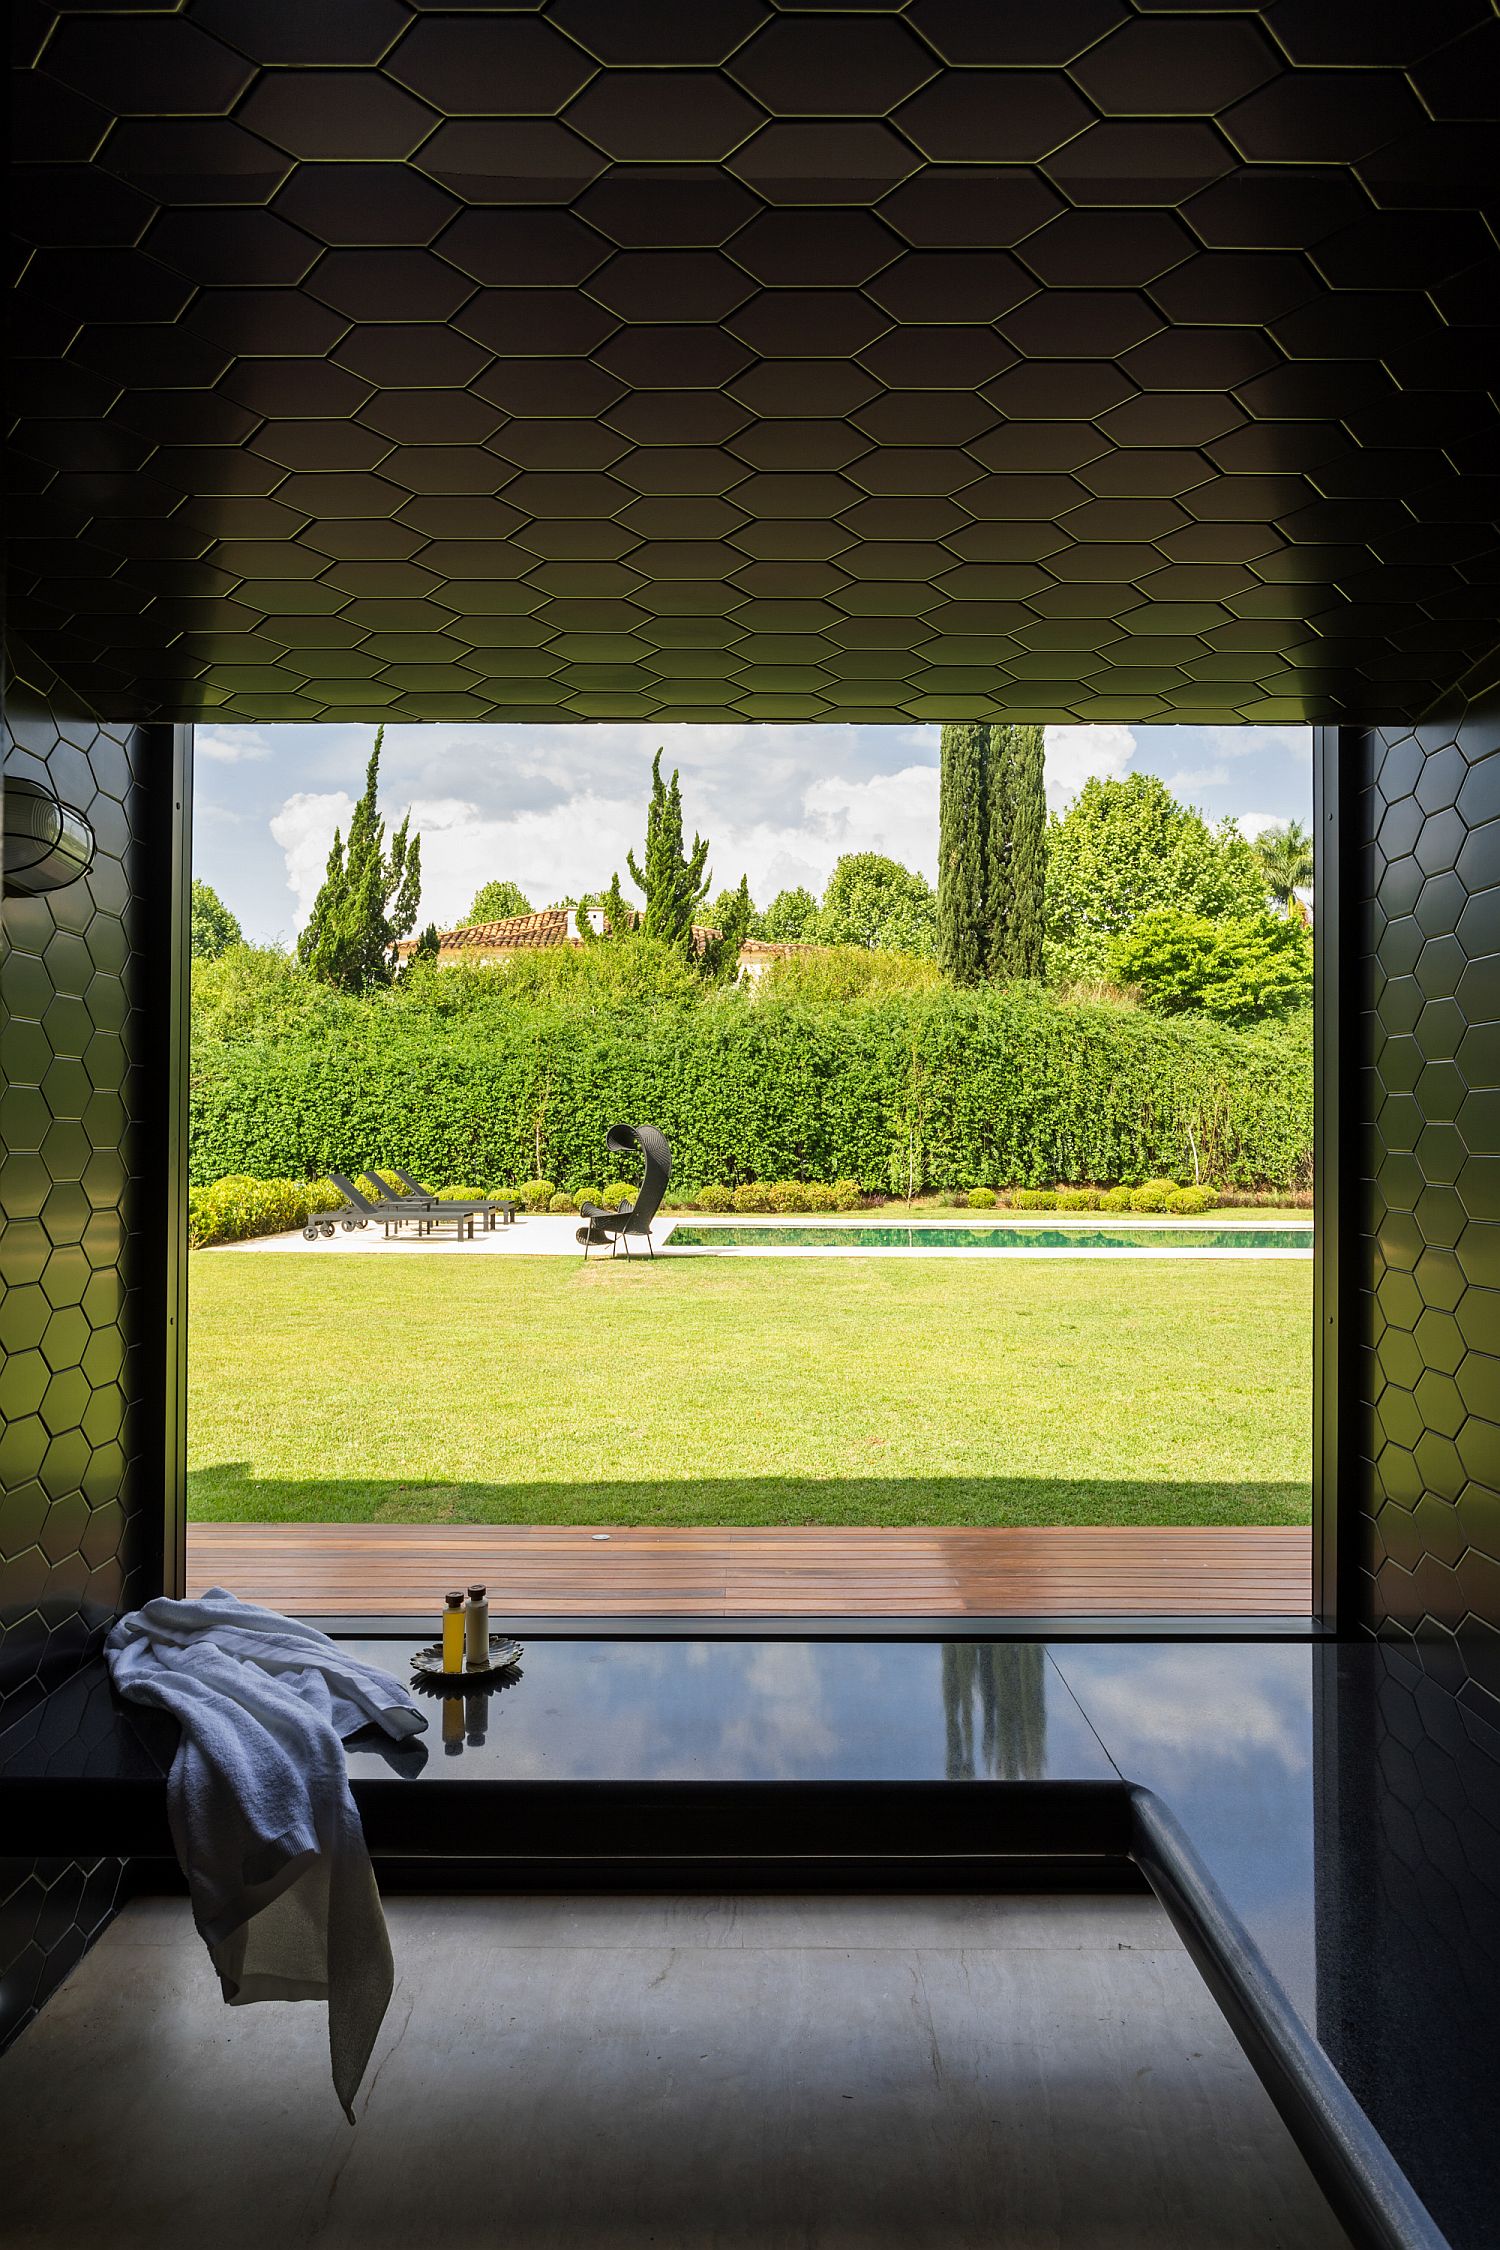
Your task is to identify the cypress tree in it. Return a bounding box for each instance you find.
[595,750,712,962]
[937,721,988,985]
[1003,722,1046,979]
[984,722,1017,975]
[987,723,1045,980]
[297,726,422,993]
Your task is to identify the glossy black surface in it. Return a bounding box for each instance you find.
[1352,689,1500,1735]
[5,1634,1500,2241]
[1053,1641,1320,2013]
[359,1637,1116,1782]
[1055,1639,1500,2250]
[10,4,1500,724]
[0,673,173,2052]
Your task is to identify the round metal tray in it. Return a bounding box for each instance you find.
[411,1634,524,1683]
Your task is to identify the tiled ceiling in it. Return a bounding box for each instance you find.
[8,0,1500,726]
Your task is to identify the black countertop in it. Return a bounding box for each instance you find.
[347,1636,1115,1783]
[4,1633,1498,2249]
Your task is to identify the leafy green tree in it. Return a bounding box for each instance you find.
[989,722,1045,980]
[496,933,702,1009]
[762,885,820,942]
[819,852,938,955]
[702,875,755,981]
[593,750,711,961]
[1253,820,1314,914]
[709,881,763,939]
[1046,773,1264,981]
[760,945,941,1002]
[1109,907,1312,1024]
[404,922,441,977]
[296,726,423,994]
[190,878,243,962]
[466,878,532,925]
[938,721,988,983]
[190,943,341,1047]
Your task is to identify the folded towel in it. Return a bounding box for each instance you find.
[106,1588,427,2119]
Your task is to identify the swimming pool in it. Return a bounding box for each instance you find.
[664,1222,1312,1257]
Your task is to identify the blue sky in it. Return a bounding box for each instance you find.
[194,719,1312,948]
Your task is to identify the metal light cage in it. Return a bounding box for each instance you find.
[3,774,95,896]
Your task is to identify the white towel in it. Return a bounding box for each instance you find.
[106,1588,427,2120]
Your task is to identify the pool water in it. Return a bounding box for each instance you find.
[666,1223,1312,1253]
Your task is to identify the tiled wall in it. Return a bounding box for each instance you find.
[1352,681,1500,1728]
[12,1,1500,730]
[0,665,169,2048]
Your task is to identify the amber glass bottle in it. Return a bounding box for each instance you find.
[442,1591,465,1674]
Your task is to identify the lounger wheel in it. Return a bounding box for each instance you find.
[320,1222,336,1237]
[341,1217,358,1232]
[303,1225,319,1241]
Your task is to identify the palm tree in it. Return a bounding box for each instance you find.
[1254,820,1314,916]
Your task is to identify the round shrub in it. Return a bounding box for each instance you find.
[832,1178,862,1210]
[732,1182,765,1212]
[435,1184,483,1201]
[1166,1185,1217,1213]
[572,1186,602,1210]
[1098,1186,1133,1212]
[766,1180,810,1212]
[1053,1187,1100,1211]
[966,1187,998,1209]
[548,1191,578,1213]
[803,1182,839,1212]
[1010,1187,1057,1210]
[1129,1178,1178,1212]
[602,1179,637,1208]
[696,1184,733,1212]
[518,1178,556,1212]
[189,1175,323,1249]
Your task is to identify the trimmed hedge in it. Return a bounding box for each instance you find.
[190,986,1311,1195]
[188,1173,344,1248]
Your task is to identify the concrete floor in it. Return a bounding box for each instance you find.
[0,1892,1347,2250]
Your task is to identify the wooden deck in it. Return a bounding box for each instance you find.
[186,1524,1309,1618]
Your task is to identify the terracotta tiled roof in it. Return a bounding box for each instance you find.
[437,908,576,952]
[398,907,726,958]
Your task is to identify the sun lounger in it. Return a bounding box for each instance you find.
[326,1173,477,1240]
[358,1170,500,1231]
[389,1168,518,1225]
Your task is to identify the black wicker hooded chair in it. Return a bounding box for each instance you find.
[577,1124,671,1259]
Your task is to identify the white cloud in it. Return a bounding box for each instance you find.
[404,790,644,924]
[1236,809,1294,839]
[269,791,354,923]
[1194,724,1307,761]
[1070,1649,1312,1774]
[1042,722,1137,810]
[196,727,271,764]
[396,763,947,929]
[233,718,1310,944]
[1166,764,1231,796]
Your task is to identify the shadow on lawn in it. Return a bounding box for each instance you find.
[188,1463,1311,1529]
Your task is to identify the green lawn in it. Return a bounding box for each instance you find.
[188,1253,1311,1528]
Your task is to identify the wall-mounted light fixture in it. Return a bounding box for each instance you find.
[3,774,96,895]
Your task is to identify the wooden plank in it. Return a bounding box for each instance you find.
[186,1523,1309,1617]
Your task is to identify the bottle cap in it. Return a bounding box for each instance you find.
[445,1590,464,1606]
[468,1584,487,1598]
